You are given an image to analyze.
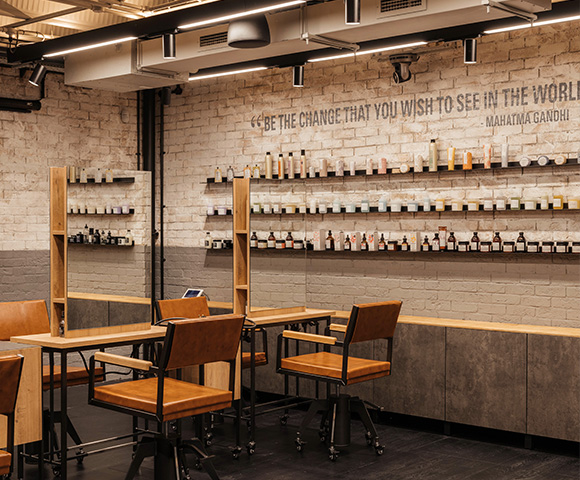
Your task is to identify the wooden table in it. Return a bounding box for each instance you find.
[11,327,166,479]
[244,307,335,453]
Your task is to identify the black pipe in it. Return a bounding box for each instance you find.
[142,89,156,323]
[136,91,141,171]
[159,95,165,301]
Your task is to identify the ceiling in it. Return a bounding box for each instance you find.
[0,0,217,46]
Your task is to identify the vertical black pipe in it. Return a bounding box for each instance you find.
[159,98,165,300]
[142,89,156,323]
[136,91,141,171]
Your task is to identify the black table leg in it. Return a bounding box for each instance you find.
[60,351,68,479]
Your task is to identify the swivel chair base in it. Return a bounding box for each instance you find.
[294,394,385,461]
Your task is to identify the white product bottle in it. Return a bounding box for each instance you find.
[265,152,273,179]
[204,232,212,249]
[300,150,307,178]
[288,153,295,179]
[428,139,438,172]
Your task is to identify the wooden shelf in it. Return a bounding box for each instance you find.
[69,209,135,215]
[235,285,248,290]
[52,298,66,304]
[68,242,136,247]
[51,230,66,236]
[206,158,580,184]
[69,177,135,184]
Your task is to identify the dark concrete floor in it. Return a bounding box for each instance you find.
[22,386,580,480]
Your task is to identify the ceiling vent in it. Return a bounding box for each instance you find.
[200,31,228,48]
[379,0,426,16]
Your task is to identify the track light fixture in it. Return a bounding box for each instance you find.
[29,63,47,86]
[228,14,271,48]
[163,33,176,59]
[463,38,477,64]
[293,65,304,87]
[345,0,360,25]
[161,87,172,106]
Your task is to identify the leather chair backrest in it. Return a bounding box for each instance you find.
[346,301,402,345]
[156,297,210,321]
[161,314,244,371]
[0,355,24,415]
[0,300,50,341]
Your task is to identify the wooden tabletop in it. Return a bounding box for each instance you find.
[246,307,335,328]
[11,326,166,350]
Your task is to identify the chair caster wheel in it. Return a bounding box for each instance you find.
[279,414,289,426]
[365,432,373,446]
[246,442,256,455]
[76,448,87,464]
[52,465,61,477]
[194,459,202,471]
[295,438,305,452]
[374,444,384,456]
[204,433,213,447]
[328,447,339,462]
[231,446,242,459]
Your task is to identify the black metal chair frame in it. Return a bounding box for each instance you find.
[0,354,24,479]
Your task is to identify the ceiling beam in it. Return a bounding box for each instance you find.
[2,7,86,29]
[0,0,30,19]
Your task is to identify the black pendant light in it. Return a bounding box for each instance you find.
[29,63,47,86]
[163,33,176,59]
[293,65,304,87]
[227,14,271,48]
[464,38,477,64]
[345,0,360,25]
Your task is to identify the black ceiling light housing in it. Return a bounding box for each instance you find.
[163,32,176,59]
[345,0,360,25]
[29,63,47,86]
[463,38,477,64]
[293,65,304,87]
[227,14,271,49]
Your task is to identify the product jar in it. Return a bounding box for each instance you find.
[361,199,370,213]
[483,199,494,211]
[480,241,492,252]
[509,197,521,210]
[503,241,515,253]
[407,201,419,212]
[467,200,479,212]
[568,198,580,209]
[378,198,388,213]
[252,203,261,214]
[263,203,272,214]
[553,195,564,209]
[527,241,539,253]
[319,202,328,214]
[496,198,506,210]
[285,204,297,214]
[390,201,402,212]
[423,198,431,211]
[451,200,463,212]
[276,240,286,249]
[272,203,281,214]
[258,240,268,249]
[387,241,398,251]
[212,240,223,249]
[541,241,554,253]
[458,241,469,252]
[524,199,537,210]
[540,196,549,210]
[435,198,445,212]
[572,242,580,253]
[217,205,228,216]
[346,203,356,213]
[556,241,569,253]
[332,200,342,213]
[294,240,304,250]
[299,204,307,214]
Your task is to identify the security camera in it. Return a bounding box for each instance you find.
[389,53,419,84]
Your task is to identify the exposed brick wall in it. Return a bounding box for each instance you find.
[161,23,580,327]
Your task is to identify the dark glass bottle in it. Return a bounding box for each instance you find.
[286,232,294,249]
[401,236,409,251]
[516,232,526,252]
[432,233,440,251]
[422,236,430,252]
[344,235,351,251]
[250,232,258,248]
[378,233,386,251]
[94,229,100,245]
[88,227,94,244]
[492,231,502,251]
[100,230,106,245]
[325,231,334,251]
[106,231,112,245]
[447,231,457,251]
[360,233,368,251]
[267,232,276,249]
[470,232,480,251]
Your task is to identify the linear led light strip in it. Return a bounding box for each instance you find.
[308,41,428,63]
[178,0,306,30]
[484,14,580,34]
[43,36,137,58]
[189,66,268,81]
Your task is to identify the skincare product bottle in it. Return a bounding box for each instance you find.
[227,166,235,182]
[265,152,273,179]
[278,154,285,179]
[250,232,258,248]
[300,150,307,178]
[429,139,438,172]
[325,231,335,251]
[288,153,295,179]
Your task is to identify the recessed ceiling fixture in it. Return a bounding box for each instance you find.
[308,41,428,63]
[463,38,477,64]
[189,66,268,81]
[483,14,580,34]
[178,0,306,30]
[345,0,361,25]
[293,65,304,87]
[227,14,271,48]
[163,33,176,59]
[28,63,47,86]
[43,36,137,58]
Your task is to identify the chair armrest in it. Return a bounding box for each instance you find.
[328,323,347,333]
[282,330,337,345]
[94,352,152,372]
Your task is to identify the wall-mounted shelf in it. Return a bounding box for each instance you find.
[206,158,580,184]
[207,204,578,217]
[68,243,136,247]
[69,177,135,184]
[69,209,135,215]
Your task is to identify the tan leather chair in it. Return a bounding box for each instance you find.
[0,299,104,461]
[89,314,244,480]
[156,297,268,370]
[0,354,24,478]
[276,300,402,461]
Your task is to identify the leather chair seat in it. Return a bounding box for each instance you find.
[0,449,10,475]
[94,377,232,422]
[281,351,390,385]
[241,351,267,369]
[42,365,104,391]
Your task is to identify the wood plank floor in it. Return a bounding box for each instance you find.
[22,387,579,480]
